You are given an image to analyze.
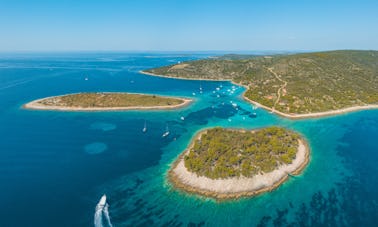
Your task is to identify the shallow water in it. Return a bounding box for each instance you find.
[0,53,377,226]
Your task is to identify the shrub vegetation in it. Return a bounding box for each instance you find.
[146,50,378,114]
[38,92,184,108]
[184,127,301,179]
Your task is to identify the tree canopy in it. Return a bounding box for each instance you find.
[184,127,301,179]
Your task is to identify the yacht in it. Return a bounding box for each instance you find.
[162,125,170,138]
[96,194,107,211]
[142,120,147,133]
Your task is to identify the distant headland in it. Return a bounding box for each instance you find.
[23,92,191,111]
[168,127,310,200]
[142,50,378,119]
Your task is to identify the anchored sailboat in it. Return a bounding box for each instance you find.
[142,120,147,133]
[162,125,170,138]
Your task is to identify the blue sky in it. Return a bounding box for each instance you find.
[0,0,377,51]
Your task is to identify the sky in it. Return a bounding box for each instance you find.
[0,0,377,52]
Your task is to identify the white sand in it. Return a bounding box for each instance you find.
[243,95,378,119]
[171,140,308,194]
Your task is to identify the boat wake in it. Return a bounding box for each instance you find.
[94,195,113,227]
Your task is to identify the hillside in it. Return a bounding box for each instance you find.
[145,50,378,114]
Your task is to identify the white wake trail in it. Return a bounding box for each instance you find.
[94,207,103,227]
[94,194,113,227]
[103,203,113,227]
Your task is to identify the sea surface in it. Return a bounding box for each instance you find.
[0,53,377,227]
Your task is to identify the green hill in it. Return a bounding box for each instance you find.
[145,50,378,114]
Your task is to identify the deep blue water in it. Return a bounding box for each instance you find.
[0,53,377,227]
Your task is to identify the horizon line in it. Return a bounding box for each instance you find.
[0,48,377,54]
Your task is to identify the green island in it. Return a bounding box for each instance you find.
[185,127,300,179]
[143,50,378,118]
[169,127,309,200]
[23,92,191,111]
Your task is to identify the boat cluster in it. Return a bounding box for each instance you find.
[142,121,179,138]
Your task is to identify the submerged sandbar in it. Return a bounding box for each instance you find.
[169,127,310,200]
[24,92,191,111]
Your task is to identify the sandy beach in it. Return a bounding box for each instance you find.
[168,131,310,200]
[23,92,192,111]
[242,93,378,120]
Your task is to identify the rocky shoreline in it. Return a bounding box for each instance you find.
[168,130,310,200]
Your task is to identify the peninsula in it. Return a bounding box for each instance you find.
[24,92,191,111]
[169,127,309,200]
[142,50,378,119]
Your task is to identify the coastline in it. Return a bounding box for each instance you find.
[242,91,378,120]
[168,130,310,200]
[139,70,231,82]
[140,70,378,119]
[23,92,192,111]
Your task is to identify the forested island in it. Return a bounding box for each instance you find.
[169,127,309,200]
[24,92,191,111]
[143,50,378,118]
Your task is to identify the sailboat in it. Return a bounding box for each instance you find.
[142,120,147,133]
[162,125,170,138]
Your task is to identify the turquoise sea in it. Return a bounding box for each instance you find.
[0,53,377,226]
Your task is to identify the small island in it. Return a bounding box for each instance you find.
[24,92,191,111]
[168,127,309,200]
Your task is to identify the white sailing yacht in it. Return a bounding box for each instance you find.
[142,120,147,133]
[162,125,170,138]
